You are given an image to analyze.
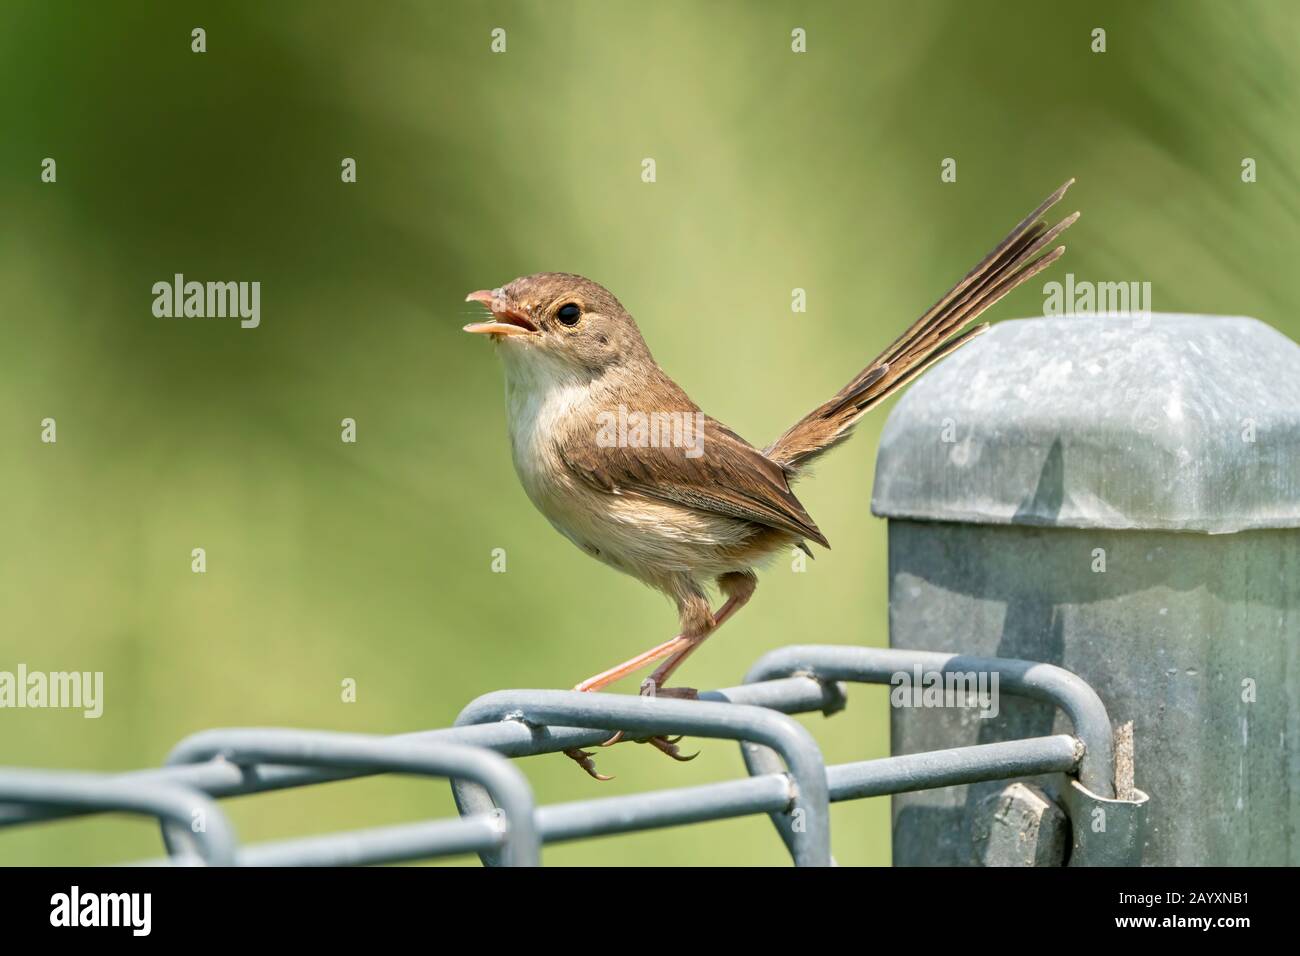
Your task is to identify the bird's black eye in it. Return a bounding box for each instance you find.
[556,302,582,326]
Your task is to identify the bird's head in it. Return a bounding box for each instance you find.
[464,273,652,383]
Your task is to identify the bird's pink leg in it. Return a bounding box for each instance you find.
[642,587,753,696]
[599,576,757,758]
[563,635,692,779]
[564,573,757,777]
[571,635,694,693]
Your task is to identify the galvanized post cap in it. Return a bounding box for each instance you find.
[871,314,1300,533]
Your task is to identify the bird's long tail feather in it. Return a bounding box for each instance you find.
[765,179,1078,473]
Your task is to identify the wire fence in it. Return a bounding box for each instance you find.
[0,644,1131,866]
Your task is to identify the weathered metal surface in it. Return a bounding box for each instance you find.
[885,520,1293,865]
[973,782,1068,867]
[1062,779,1150,867]
[876,314,1300,866]
[872,314,1300,533]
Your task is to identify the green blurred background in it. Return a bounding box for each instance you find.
[2,0,1297,865]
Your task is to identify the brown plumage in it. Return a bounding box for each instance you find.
[465,180,1077,778]
[767,179,1077,473]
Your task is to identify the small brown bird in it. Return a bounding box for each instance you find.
[466,181,1077,778]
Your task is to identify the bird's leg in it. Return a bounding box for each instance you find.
[611,573,758,761]
[563,634,694,778]
[602,573,759,761]
[571,634,694,693]
[564,573,757,777]
[642,572,757,699]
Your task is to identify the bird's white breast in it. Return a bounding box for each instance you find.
[497,345,761,590]
[500,352,588,489]
[499,346,600,534]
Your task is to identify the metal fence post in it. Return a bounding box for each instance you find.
[872,313,1300,865]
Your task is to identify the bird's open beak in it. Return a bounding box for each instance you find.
[463,290,540,336]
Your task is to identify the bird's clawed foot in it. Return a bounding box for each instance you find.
[598,680,700,752]
[641,734,699,762]
[597,731,699,762]
[633,679,701,760]
[640,677,699,700]
[564,747,614,781]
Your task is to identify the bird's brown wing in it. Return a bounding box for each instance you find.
[558,413,829,548]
